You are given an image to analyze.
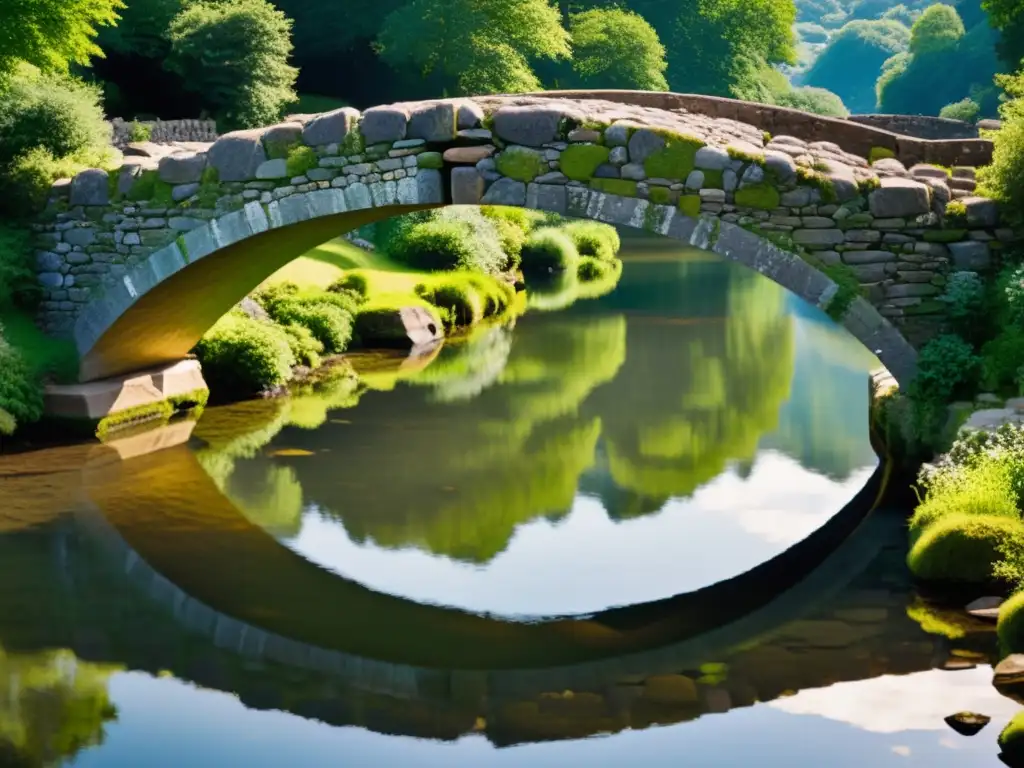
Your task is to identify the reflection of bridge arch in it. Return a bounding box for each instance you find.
[63,94,923,385]
[77,413,890,674]
[1,421,994,750]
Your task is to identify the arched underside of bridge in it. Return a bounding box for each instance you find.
[75,421,891,672]
[72,191,917,386]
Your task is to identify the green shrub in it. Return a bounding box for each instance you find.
[490,217,526,270]
[907,512,1024,584]
[0,340,44,429]
[981,325,1024,393]
[193,313,296,396]
[328,272,368,300]
[0,225,37,310]
[520,227,579,276]
[979,70,1024,226]
[281,323,323,368]
[127,122,152,142]
[480,206,548,233]
[561,220,620,262]
[909,459,1020,543]
[997,590,1024,654]
[939,270,985,341]
[387,208,508,274]
[389,219,476,271]
[0,408,14,436]
[1000,264,1024,326]
[285,144,318,177]
[269,299,352,353]
[940,98,980,123]
[910,334,981,405]
[415,280,481,327]
[999,710,1024,760]
[0,65,110,168]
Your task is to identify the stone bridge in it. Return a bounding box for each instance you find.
[32,91,1013,387]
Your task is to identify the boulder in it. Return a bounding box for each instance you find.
[764,150,796,182]
[493,106,564,147]
[261,122,304,149]
[450,167,484,205]
[627,129,666,164]
[456,100,485,130]
[910,164,950,180]
[605,120,641,147]
[568,128,602,143]
[995,655,1024,704]
[158,152,207,184]
[962,196,1000,228]
[69,169,109,206]
[354,305,444,349]
[966,596,1003,621]
[360,106,408,144]
[694,146,730,171]
[408,102,457,142]
[871,158,908,177]
[481,177,526,206]
[208,129,268,182]
[301,107,360,147]
[869,177,931,218]
[255,159,289,180]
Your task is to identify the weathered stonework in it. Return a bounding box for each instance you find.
[32,94,1015,385]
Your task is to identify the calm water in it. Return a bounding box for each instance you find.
[0,236,1014,766]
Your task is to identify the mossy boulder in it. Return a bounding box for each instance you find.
[998,592,1024,654]
[907,513,1024,585]
[1000,712,1024,765]
[679,195,700,218]
[589,178,638,197]
[496,146,547,182]
[560,144,610,181]
[643,132,704,179]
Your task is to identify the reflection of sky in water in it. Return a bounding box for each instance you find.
[288,450,876,617]
[72,668,1012,768]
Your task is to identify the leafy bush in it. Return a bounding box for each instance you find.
[127,122,152,142]
[773,86,850,117]
[267,298,353,353]
[0,65,111,168]
[387,208,509,274]
[0,225,38,310]
[193,313,296,395]
[561,221,621,262]
[906,513,1024,584]
[0,339,44,431]
[940,98,980,122]
[998,592,1024,655]
[909,334,981,405]
[414,272,515,328]
[328,272,369,300]
[281,323,323,368]
[166,0,298,130]
[939,270,985,340]
[567,8,668,91]
[909,458,1020,542]
[520,228,579,276]
[578,256,614,281]
[980,70,1024,226]
[981,325,1024,393]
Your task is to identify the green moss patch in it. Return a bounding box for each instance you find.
[644,133,703,180]
[417,152,443,170]
[734,183,781,211]
[560,144,610,181]
[286,145,319,177]
[924,229,967,242]
[679,195,701,218]
[647,186,673,205]
[589,178,638,197]
[869,146,896,164]
[701,169,724,189]
[126,170,174,205]
[496,146,547,182]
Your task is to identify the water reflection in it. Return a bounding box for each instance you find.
[191,251,880,618]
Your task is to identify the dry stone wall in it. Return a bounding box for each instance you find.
[31,95,1014,376]
[108,118,218,148]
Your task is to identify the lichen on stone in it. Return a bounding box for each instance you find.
[560,144,610,181]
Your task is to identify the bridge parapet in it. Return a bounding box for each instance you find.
[30,95,1015,381]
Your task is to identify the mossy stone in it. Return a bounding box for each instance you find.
[417,152,443,170]
[924,229,968,243]
[679,195,700,218]
[496,146,547,182]
[644,133,703,180]
[560,144,611,181]
[589,178,638,197]
[647,186,673,205]
[734,183,781,211]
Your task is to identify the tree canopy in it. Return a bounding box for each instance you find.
[566,8,668,91]
[0,0,123,79]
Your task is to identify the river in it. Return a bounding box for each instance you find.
[0,235,1014,766]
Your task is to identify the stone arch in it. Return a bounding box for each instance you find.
[71,187,918,384]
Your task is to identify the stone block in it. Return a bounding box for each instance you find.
[416,169,443,204]
[493,106,563,146]
[962,196,999,228]
[845,229,882,243]
[694,146,730,170]
[886,283,940,299]
[408,102,457,142]
[360,106,408,144]
[764,150,797,182]
[301,107,360,147]
[171,183,199,203]
[793,229,844,247]
[622,163,646,181]
[451,167,484,205]
[261,122,303,150]
[869,177,931,218]
[208,129,267,182]
[457,101,485,130]
[949,240,991,271]
[481,178,526,206]
[255,158,289,179]
[850,263,888,282]
[841,250,895,265]
[527,183,568,215]
[158,152,206,184]
[63,228,96,247]
[444,145,495,164]
[69,169,109,206]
